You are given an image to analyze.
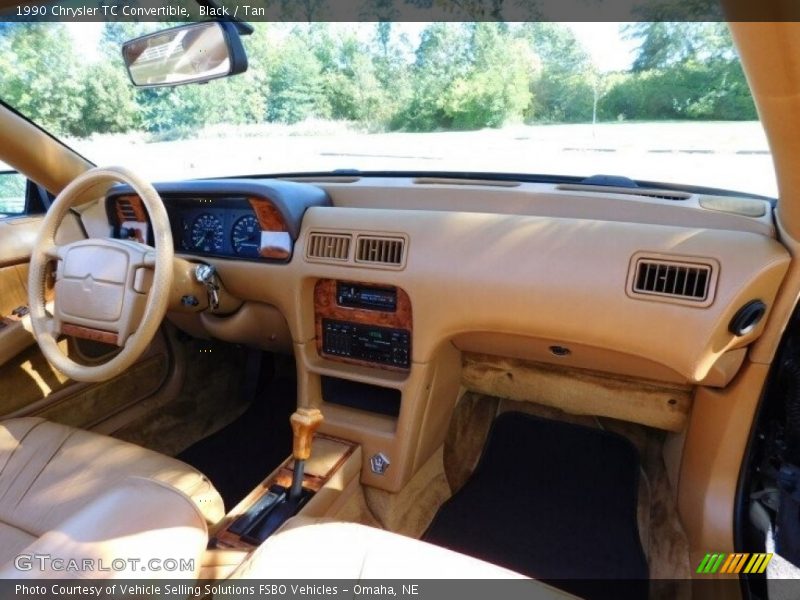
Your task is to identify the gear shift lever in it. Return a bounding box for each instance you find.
[288,408,323,500]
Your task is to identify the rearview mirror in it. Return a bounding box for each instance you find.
[122,21,247,87]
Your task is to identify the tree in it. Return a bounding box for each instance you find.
[0,24,87,136]
[519,23,593,122]
[392,23,472,130]
[603,22,757,121]
[267,33,325,124]
[441,23,534,128]
[627,22,734,72]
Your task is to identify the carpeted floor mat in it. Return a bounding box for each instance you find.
[177,375,296,509]
[424,411,649,599]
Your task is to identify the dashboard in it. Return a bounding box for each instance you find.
[95,174,791,493]
[101,175,789,388]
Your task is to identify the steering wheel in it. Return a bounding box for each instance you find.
[27,167,174,383]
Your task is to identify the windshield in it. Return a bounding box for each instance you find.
[0,21,778,197]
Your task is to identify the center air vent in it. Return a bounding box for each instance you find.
[627,254,717,307]
[355,235,405,267]
[307,233,351,262]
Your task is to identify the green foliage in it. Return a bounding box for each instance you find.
[78,63,140,136]
[267,34,326,124]
[0,21,760,142]
[441,24,534,129]
[0,172,26,215]
[0,24,86,136]
[520,23,594,123]
[602,23,756,121]
[627,22,735,72]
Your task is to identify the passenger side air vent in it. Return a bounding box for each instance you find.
[355,235,406,268]
[627,253,718,307]
[306,232,352,262]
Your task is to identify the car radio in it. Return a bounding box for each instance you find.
[336,282,397,311]
[322,319,410,369]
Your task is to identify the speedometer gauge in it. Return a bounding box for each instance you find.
[190,214,224,253]
[231,215,261,257]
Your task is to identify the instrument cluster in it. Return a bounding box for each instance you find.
[167,197,262,259]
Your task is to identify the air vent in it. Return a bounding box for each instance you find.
[557,184,691,201]
[117,197,139,221]
[638,191,692,201]
[355,235,405,267]
[114,195,146,224]
[413,177,521,188]
[628,255,717,306]
[307,233,351,261]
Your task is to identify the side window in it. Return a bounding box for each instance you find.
[0,171,27,216]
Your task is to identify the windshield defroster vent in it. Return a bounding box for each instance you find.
[355,235,405,268]
[627,253,718,307]
[557,184,691,201]
[307,233,352,262]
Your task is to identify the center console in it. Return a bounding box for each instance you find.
[301,275,459,496]
[211,434,360,550]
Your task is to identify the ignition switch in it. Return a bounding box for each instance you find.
[194,264,220,311]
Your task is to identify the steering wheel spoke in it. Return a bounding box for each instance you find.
[41,314,60,337]
[142,250,157,268]
[41,241,61,261]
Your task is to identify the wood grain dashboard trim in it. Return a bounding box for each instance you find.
[61,323,118,345]
[314,278,412,372]
[248,197,288,232]
[249,197,291,260]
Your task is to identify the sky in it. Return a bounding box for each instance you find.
[67,22,637,73]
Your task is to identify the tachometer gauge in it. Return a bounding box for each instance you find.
[231,214,261,257]
[190,213,224,253]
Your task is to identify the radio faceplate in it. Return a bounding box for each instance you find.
[322,319,410,369]
[314,279,412,371]
[336,282,397,312]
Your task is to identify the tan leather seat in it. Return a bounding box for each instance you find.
[0,417,224,569]
[0,477,209,579]
[230,517,574,596]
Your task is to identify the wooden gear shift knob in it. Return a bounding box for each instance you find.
[290,408,324,461]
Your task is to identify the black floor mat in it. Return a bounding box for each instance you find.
[177,374,296,509]
[424,411,648,598]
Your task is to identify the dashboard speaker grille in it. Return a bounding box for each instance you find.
[355,236,405,266]
[633,259,712,302]
[307,233,351,261]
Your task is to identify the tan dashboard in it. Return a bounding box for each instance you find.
[204,206,787,384]
[94,176,790,491]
